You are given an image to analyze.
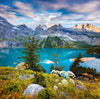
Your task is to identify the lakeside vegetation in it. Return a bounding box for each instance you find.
[18,37,46,72]
[86,47,100,55]
[70,53,99,80]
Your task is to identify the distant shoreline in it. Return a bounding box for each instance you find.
[70,57,96,62]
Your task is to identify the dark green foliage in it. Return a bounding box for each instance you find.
[58,66,65,71]
[70,53,82,76]
[18,37,45,72]
[38,36,73,48]
[39,88,55,99]
[0,75,9,80]
[32,72,46,87]
[49,64,55,72]
[70,53,97,77]
[78,66,97,77]
[49,53,65,71]
[86,47,100,55]
[1,81,20,95]
[18,37,40,71]
[38,65,46,73]
[49,64,64,72]
[8,82,19,93]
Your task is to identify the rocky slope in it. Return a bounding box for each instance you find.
[0,16,100,48]
[0,17,34,47]
[34,24,100,46]
[73,24,100,33]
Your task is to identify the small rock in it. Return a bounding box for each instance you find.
[69,78,75,84]
[19,74,34,79]
[76,84,86,90]
[67,71,76,78]
[19,75,27,79]
[50,70,60,75]
[23,84,44,96]
[59,71,76,79]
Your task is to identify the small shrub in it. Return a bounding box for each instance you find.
[39,88,55,99]
[0,75,9,80]
[8,82,19,92]
[31,72,46,87]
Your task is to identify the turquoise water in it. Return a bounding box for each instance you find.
[0,48,100,73]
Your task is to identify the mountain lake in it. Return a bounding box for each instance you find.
[0,48,100,73]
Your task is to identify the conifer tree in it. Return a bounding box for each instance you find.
[18,37,45,72]
[52,53,59,70]
[50,53,64,71]
[49,64,55,72]
[70,53,82,76]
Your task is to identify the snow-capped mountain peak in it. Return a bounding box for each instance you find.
[35,24,47,31]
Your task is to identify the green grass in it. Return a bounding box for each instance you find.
[0,67,100,99]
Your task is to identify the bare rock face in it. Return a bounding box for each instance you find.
[84,24,100,32]
[73,24,100,33]
[73,24,83,30]
[0,16,34,48]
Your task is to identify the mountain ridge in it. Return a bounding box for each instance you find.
[73,24,100,33]
[0,16,100,48]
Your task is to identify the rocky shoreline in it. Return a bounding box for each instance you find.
[70,57,96,62]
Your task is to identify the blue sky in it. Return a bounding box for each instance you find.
[0,0,100,28]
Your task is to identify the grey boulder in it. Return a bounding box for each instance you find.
[23,84,44,96]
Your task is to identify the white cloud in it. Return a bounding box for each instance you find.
[0,4,17,19]
[0,1,100,29]
[13,1,34,19]
[54,14,84,21]
[33,12,62,24]
[43,1,100,14]
[68,1,100,13]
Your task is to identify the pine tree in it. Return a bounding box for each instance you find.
[33,72,46,87]
[18,37,45,72]
[70,53,97,78]
[70,53,82,76]
[52,53,59,70]
[50,53,64,71]
[49,64,55,72]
